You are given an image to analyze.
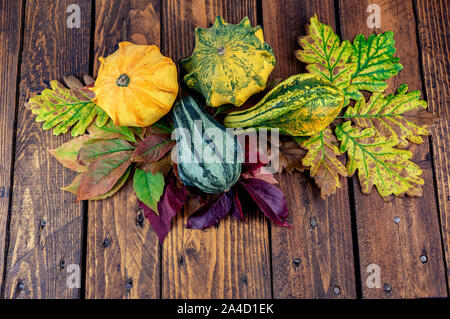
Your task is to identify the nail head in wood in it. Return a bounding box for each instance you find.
[310,217,317,228]
[393,216,400,224]
[126,278,133,292]
[333,285,340,295]
[103,237,111,248]
[420,255,428,263]
[135,211,145,228]
[17,280,25,292]
[383,283,392,293]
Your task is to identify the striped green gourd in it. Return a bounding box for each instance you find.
[223,73,345,136]
[172,96,242,194]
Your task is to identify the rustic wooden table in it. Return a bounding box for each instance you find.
[0,0,448,299]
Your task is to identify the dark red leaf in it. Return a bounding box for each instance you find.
[239,178,291,228]
[230,187,244,221]
[242,150,270,175]
[139,177,187,244]
[131,134,175,163]
[241,150,277,184]
[186,191,234,230]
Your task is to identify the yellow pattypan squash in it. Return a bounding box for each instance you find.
[91,42,178,127]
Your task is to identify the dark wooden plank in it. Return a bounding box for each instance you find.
[262,0,357,299]
[415,0,450,291]
[161,0,271,299]
[3,0,91,298]
[338,0,447,298]
[0,0,23,292]
[86,0,161,299]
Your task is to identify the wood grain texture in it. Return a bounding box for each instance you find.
[415,0,450,291]
[86,0,161,299]
[338,0,447,298]
[3,0,91,299]
[262,0,356,299]
[0,0,23,292]
[161,0,271,299]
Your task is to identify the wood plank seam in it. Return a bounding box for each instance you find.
[333,0,364,298]
[0,0,26,299]
[4,0,92,299]
[412,0,450,295]
[338,0,447,298]
[256,0,274,299]
[413,0,450,295]
[262,0,356,299]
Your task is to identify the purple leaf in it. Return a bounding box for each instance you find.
[230,187,244,221]
[139,177,187,244]
[186,191,233,230]
[239,178,291,228]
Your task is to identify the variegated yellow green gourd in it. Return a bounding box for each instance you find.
[223,73,345,136]
[181,16,276,107]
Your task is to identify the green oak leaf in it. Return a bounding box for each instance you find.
[26,78,109,137]
[301,128,348,198]
[350,31,403,95]
[341,84,437,148]
[335,121,423,198]
[133,168,164,214]
[295,15,356,101]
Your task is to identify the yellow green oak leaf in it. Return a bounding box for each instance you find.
[350,31,403,97]
[295,15,356,103]
[335,121,424,198]
[301,128,348,198]
[26,77,109,137]
[341,84,437,148]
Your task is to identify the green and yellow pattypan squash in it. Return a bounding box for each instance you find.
[181,16,276,107]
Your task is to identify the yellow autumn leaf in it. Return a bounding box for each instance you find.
[336,122,424,198]
[302,128,348,198]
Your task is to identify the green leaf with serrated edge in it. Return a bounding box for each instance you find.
[87,119,136,143]
[26,79,109,137]
[335,121,423,197]
[301,129,348,198]
[350,31,403,94]
[48,135,91,173]
[78,139,135,166]
[62,166,131,200]
[133,168,164,214]
[295,15,356,93]
[77,151,133,200]
[341,84,437,148]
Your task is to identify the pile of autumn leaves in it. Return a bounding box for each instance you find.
[292,15,437,198]
[27,16,437,243]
